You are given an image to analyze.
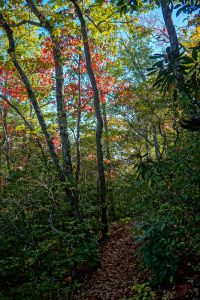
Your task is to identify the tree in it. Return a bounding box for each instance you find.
[71,0,109,240]
[0,6,81,218]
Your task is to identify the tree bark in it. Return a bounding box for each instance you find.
[152,125,161,159]
[0,13,80,218]
[160,0,179,56]
[102,102,116,220]
[0,107,11,174]
[26,0,73,178]
[24,1,81,219]
[71,0,108,240]
[160,0,186,85]
[52,39,73,178]
[0,14,61,175]
[102,102,111,172]
[76,54,82,182]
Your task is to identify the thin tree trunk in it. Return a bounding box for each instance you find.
[71,0,108,240]
[0,14,81,218]
[0,107,5,167]
[145,127,151,158]
[52,39,73,177]
[152,125,161,159]
[51,37,81,217]
[0,107,11,174]
[26,0,73,178]
[25,0,81,219]
[76,54,82,182]
[0,14,61,174]
[102,102,116,220]
[102,102,111,172]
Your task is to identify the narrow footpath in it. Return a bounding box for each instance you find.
[76,223,148,300]
[75,223,200,300]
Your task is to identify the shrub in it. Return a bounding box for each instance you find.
[136,218,180,285]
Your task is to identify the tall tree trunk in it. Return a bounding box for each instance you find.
[26,0,73,178]
[76,54,82,182]
[102,102,115,220]
[51,39,73,178]
[50,35,81,218]
[71,0,108,240]
[0,14,80,218]
[25,1,81,219]
[160,0,198,118]
[0,14,61,174]
[0,108,5,167]
[160,0,186,89]
[102,102,111,172]
[160,0,179,56]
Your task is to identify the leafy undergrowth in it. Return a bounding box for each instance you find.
[75,222,200,300]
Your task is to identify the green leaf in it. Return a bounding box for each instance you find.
[153,77,165,88]
[147,70,157,76]
[192,49,198,61]
[176,7,184,17]
[149,54,164,59]
[174,4,182,9]
[181,56,194,64]
[173,89,178,101]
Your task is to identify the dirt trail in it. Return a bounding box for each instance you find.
[74,223,200,300]
[76,223,147,300]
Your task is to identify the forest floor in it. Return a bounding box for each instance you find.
[75,222,149,300]
[75,222,200,300]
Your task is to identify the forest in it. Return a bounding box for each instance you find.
[0,0,200,299]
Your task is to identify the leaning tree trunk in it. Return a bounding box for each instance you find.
[160,0,179,56]
[160,0,186,86]
[25,0,81,219]
[0,14,61,174]
[0,13,80,218]
[71,0,108,241]
[160,0,200,125]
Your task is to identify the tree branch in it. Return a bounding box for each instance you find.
[0,13,62,176]
[0,94,48,165]
[10,20,41,27]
